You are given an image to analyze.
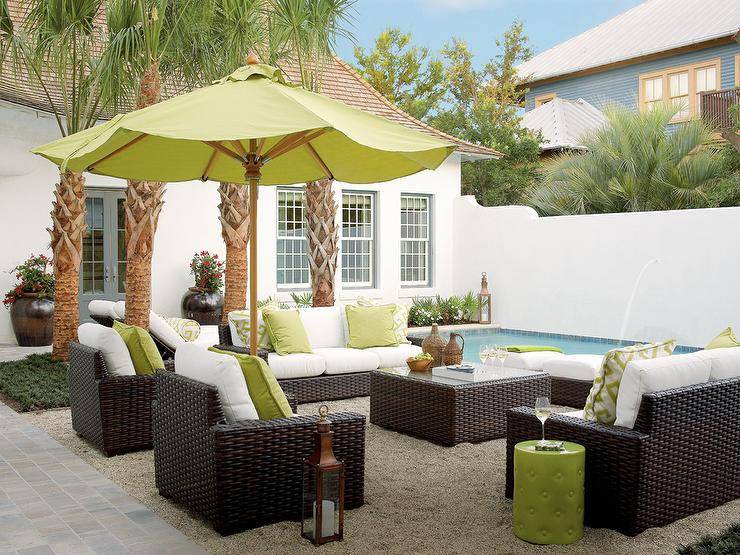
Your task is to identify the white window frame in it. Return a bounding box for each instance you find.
[276,187,310,289]
[341,191,376,288]
[400,194,433,287]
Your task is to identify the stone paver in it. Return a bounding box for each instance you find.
[0,403,206,555]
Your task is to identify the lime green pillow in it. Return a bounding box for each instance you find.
[113,320,164,376]
[705,327,740,349]
[345,304,398,349]
[262,309,313,355]
[209,347,293,419]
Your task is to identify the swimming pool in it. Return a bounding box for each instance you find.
[410,328,697,360]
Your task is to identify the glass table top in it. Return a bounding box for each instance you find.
[376,362,543,386]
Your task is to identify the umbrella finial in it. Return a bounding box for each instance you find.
[245,53,260,65]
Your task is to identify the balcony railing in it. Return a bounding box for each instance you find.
[700,88,739,130]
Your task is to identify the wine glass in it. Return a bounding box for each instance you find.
[535,396,552,446]
[478,344,489,365]
[496,346,508,368]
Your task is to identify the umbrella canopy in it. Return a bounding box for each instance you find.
[33,60,456,353]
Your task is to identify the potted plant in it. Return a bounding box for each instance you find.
[181,251,225,325]
[4,254,55,346]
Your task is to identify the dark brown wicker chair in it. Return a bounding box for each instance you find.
[505,376,740,536]
[216,324,371,404]
[550,376,592,408]
[68,341,173,457]
[153,371,366,535]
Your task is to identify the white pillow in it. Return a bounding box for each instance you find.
[695,348,740,380]
[614,353,711,429]
[175,343,258,422]
[88,300,118,319]
[110,301,186,351]
[77,323,135,377]
[298,306,344,349]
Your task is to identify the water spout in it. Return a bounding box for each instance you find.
[618,258,661,344]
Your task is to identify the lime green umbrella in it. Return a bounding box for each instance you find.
[33,59,455,353]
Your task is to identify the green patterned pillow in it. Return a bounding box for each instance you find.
[357,296,410,344]
[583,339,676,425]
[228,300,282,349]
[165,317,201,342]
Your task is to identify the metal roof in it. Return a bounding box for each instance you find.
[521,98,606,151]
[517,0,740,84]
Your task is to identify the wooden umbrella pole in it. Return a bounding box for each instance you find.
[244,155,262,355]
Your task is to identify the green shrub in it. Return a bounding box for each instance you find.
[290,291,313,308]
[676,522,740,555]
[408,293,477,326]
[0,354,69,411]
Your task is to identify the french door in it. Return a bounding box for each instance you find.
[79,189,127,322]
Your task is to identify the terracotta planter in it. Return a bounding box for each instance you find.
[10,293,54,347]
[181,287,223,325]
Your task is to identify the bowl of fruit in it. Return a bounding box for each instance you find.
[407,352,434,373]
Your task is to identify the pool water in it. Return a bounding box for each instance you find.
[411,328,697,360]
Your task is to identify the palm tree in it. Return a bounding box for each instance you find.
[1,0,107,360]
[271,0,354,307]
[528,103,726,215]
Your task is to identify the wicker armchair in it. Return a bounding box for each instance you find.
[88,315,175,361]
[68,341,174,457]
[153,372,366,535]
[505,376,740,536]
[216,324,371,404]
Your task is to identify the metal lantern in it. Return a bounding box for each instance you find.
[302,405,344,546]
[478,272,492,325]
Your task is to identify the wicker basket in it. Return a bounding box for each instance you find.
[421,323,446,367]
[442,333,465,366]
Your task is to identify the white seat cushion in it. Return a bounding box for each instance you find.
[299,307,345,349]
[366,344,422,368]
[175,343,258,422]
[267,352,326,379]
[695,347,740,380]
[88,300,118,319]
[314,348,380,375]
[614,352,711,429]
[504,351,565,371]
[192,325,219,348]
[563,409,584,419]
[111,301,186,351]
[542,354,603,381]
[77,323,135,377]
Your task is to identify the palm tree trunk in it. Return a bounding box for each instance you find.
[48,170,86,361]
[218,182,250,323]
[305,179,338,307]
[125,61,164,328]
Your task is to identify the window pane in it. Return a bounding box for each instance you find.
[400,195,431,286]
[276,189,310,287]
[341,192,374,286]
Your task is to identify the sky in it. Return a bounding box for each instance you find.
[335,0,644,68]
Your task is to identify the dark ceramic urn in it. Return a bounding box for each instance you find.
[10,293,54,347]
[181,287,223,325]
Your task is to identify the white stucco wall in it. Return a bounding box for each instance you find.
[0,101,461,343]
[453,196,740,347]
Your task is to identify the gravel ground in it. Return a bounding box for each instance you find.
[26,398,740,554]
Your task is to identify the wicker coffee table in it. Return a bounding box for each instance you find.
[370,365,550,446]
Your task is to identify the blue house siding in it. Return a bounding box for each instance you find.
[524,42,739,112]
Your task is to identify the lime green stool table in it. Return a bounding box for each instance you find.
[513,440,585,545]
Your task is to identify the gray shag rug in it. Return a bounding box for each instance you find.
[26,397,740,554]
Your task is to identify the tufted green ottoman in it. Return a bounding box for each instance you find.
[513,440,585,545]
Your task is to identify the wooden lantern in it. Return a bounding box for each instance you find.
[478,272,492,325]
[302,405,344,545]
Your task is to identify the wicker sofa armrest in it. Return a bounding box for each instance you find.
[407,335,423,347]
[506,406,648,534]
[212,343,270,362]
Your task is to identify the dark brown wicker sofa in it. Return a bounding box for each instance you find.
[69,341,172,456]
[153,371,366,535]
[505,376,740,536]
[218,324,423,404]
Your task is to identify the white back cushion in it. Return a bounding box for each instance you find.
[299,307,344,349]
[175,343,258,422]
[109,301,186,351]
[695,348,740,380]
[615,353,711,429]
[88,300,118,319]
[77,323,135,377]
